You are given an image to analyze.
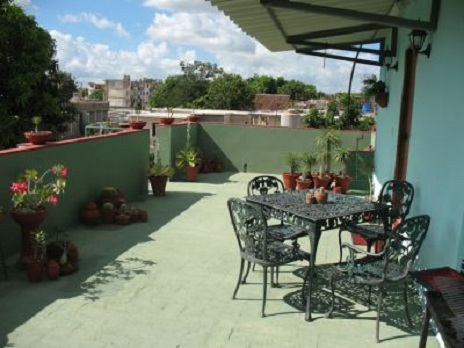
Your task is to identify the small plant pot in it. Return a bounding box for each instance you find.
[282,173,301,191]
[296,178,312,190]
[101,209,116,224]
[24,131,53,145]
[26,259,44,282]
[314,192,328,204]
[47,259,60,280]
[159,118,174,125]
[130,209,140,223]
[129,121,146,130]
[332,186,342,194]
[115,214,131,225]
[185,166,199,182]
[186,115,201,123]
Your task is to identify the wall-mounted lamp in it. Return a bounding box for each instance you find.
[409,29,431,58]
[384,49,398,71]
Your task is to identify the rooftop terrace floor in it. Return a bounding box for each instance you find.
[0,172,439,348]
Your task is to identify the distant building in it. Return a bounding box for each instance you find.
[105,75,131,108]
[67,93,110,138]
[131,78,162,110]
[105,75,161,109]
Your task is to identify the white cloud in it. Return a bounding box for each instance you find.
[58,13,130,38]
[50,30,179,84]
[142,0,217,14]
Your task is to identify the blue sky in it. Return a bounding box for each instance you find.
[17,0,378,93]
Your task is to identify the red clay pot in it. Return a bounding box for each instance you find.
[129,121,146,130]
[186,115,201,123]
[47,259,60,280]
[296,178,312,190]
[149,176,169,196]
[159,118,174,125]
[185,166,199,182]
[282,172,301,191]
[24,131,53,145]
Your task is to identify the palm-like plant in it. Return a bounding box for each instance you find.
[284,152,300,174]
[333,147,351,176]
[299,152,317,179]
[316,129,341,175]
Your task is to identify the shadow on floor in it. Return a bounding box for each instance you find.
[282,265,426,341]
[172,171,239,185]
[0,190,211,347]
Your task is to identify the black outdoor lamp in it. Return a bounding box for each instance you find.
[384,49,398,71]
[409,29,431,58]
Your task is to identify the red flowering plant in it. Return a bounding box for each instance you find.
[10,164,68,212]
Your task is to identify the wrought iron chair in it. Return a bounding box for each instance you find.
[327,215,430,343]
[247,175,307,243]
[247,175,308,283]
[227,198,311,317]
[339,180,414,256]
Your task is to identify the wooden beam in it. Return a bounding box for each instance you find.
[295,49,382,66]
[287,23,389,42]
[261,0,439,31]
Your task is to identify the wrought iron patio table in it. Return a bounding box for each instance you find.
[245,190,388,321]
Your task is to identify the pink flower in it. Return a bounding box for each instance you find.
[10,182,28,193]
[48,195,58,205]
[60,167,68,178]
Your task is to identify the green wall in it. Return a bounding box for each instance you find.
[156,123,373,189]
[375,0,464,269]
[0,130,150,257]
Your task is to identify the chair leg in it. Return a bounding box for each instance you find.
[338,228,344,263]
[262,266,268,317]
[242,261,251,284]
[232,259,245,300]
[0,242,8,280]
[367,285,372,307]
[376,288,384,343]
[403,282,413,328]
[325,273,336,318]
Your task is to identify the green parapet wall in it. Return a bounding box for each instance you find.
[0,130,150,257]
[197,124,372,175]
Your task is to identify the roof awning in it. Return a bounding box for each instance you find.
[207,0,440,66]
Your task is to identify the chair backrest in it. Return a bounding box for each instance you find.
[384,215,430,278]
[227,198,269,259]
[379,180,414,222]
[247,175,284,196]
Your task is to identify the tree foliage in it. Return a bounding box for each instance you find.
[277,80,317,101]
[0,0,77,149]
[89,89,103,101]
[205,73,254,110]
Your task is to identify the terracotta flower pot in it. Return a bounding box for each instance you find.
[185,166,199,182]
[26,259,44,282]
[129,121,146,130]
[313,175,331,190]
[24,131,53,145]
[296,178,312,190]
[282,172,301,191]
[80,202,100,226]
[375,92,389,108]
[186,115,201,123]
[149,175,169,196]
[46,259,60,280]
[159,118,174,125]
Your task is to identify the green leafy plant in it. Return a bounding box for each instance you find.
[284,152,300,174]
[333,147,351,176]
[316,129,341,175]
[148,153,175,177]
[31,229,47,259]
[31,116,42,133]
[299,152,317,179]
[361,75,386,97]
[10,164,68,211]
[175,147,200,168]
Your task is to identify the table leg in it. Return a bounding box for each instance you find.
[419,306,431,348]
[305,224,321,321]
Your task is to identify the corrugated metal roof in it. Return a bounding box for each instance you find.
[207,0,404,52]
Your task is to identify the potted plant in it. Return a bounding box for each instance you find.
[296,152,316,190]
[333,147,352,194]
[159,107,175,125]
[175,146,201,182]
[186,108,201,123]
[26,229,46,282]
[24,116,53,145]
[362,74,388,108]
[10,164,68,268]
[282,152,301,190]
[148,153,175,196]
[314,129,340,189]
[130,98,146,129]
[101,202,116,224]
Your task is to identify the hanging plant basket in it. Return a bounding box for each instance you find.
[375,92,389,108]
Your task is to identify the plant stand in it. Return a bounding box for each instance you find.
[10,208,48,269]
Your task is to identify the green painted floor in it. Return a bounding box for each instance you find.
[0,172,439,348]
